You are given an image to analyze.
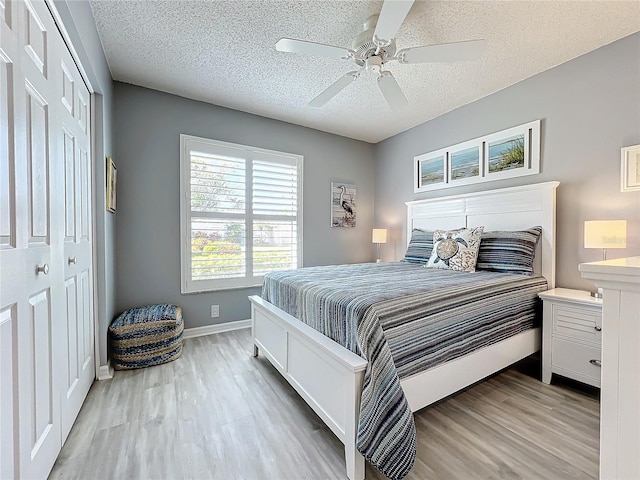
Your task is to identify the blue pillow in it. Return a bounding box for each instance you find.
[403,229,434,264]
[476,227,542,275]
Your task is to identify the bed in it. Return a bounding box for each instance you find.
[248,181,559,480]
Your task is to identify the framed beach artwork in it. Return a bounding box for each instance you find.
[414,120,541,193]
[621,144,640,192]
[106,156,117,212]
[449,142,481,184]
[416,153,446,190]
[483,121,539,180]
[487,134,525,173]
[331,182,356,227]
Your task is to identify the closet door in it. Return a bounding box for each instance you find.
[0,0,65,478]
[0,0,94,477]
[59,29,94,441]
[0,2,19,478]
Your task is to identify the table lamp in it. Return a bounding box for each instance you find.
[584,220,627,297]
[372,228,388,263]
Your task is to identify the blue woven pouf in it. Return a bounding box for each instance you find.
[109,304,183,370]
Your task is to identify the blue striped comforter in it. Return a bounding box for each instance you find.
[262,262,547,480]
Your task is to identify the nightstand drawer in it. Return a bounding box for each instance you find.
[551,337,601,387]
[552,304,601,345]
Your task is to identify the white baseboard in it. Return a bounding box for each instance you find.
[95,322,250,379]
[183,319,251,339]
[97,362,114,381]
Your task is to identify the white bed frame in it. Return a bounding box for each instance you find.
[249,181,559,480]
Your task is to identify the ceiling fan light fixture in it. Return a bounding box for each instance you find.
[365,56,383,73]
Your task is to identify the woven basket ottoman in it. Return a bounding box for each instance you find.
[109,304,184,370]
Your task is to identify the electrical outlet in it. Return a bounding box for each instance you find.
[210,305,219,318]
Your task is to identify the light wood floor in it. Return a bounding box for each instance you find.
[49,328,599,480]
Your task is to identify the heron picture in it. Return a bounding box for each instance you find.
[331,183,356,227]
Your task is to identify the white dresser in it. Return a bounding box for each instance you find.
[579,257,640,480]
[539,288,603,387]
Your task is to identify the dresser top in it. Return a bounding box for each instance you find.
[579,256,640,285]
[538,288,603,307]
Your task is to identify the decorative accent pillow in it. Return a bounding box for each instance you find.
[426,227,484,272]
[476,226,542,275]
[402,229,434,264]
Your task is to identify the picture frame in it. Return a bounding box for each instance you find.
[483,121,540,180]
[414,120,541,193]
[106,156,117,212]
[449,141,482,185]
[621,144,640,192]
[415,152,446,190]
[331,182,356,227]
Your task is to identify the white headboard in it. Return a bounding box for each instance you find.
[405,181,559,288]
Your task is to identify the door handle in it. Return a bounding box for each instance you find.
[594,326,602,331]
[68,257,77,265]
[36,263,49,275]
[589,359,602,367]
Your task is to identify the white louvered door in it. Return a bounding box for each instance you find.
[0,0,94,478]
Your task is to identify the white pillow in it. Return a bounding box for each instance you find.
[426,226,485,272]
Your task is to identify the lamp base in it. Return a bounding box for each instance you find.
[590,291,603,299]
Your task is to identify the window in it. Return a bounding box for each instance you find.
[180,135,303,293]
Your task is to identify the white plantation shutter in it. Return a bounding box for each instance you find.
[180,135,303,292]
[252,159,299,276]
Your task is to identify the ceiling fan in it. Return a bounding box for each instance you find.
[275,0,486,111]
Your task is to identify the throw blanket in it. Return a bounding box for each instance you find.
[262,262,547,480]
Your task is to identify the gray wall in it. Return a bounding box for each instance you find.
[55,0,116,366]
[114,83,375,329]
[374,33,640,292]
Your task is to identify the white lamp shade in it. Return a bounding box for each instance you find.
[372,228,388,244]
[584,220,627,249]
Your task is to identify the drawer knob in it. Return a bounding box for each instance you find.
[594,326,602,331]
[589,359,602,367]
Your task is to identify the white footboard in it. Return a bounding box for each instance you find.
[250,295,541,480]
[249,295,367,480]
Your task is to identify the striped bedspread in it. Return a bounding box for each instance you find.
[262,262,547,480]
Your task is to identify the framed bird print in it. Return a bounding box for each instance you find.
[331,182,356,227]
[106,156,117,212]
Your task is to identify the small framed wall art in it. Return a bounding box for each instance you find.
[106,156,117,212]
[621,144,640,192]
[331,182,356,227]
[416,153,446,190]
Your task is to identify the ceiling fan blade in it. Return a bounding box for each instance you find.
[373,0,415,45]
[398,39,487,64]
[309,71,360,108]
[275,38,353,59]
[377,71,408,111]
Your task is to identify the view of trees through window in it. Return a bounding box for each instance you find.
[189,155,297,281]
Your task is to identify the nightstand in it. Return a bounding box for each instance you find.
[539,288,603,387]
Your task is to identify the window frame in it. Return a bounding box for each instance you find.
[180,134,303,293]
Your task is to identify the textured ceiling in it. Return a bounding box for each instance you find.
[90,0,640,143]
